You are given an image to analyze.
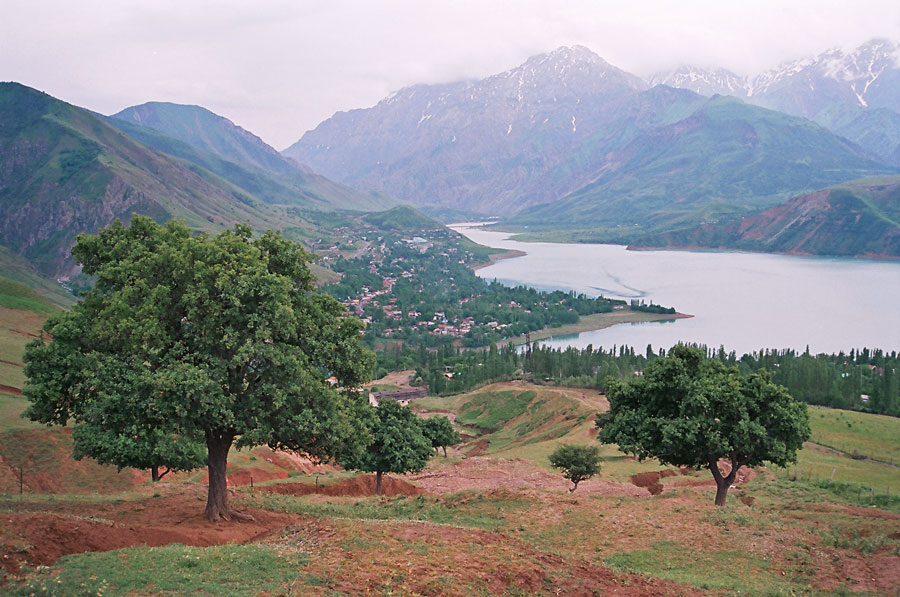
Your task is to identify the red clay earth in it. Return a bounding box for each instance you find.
[0,482,696,596]
[260,474,427,497]
[409,457,648,497]
[0,485,296,578]
[0,384,22,396]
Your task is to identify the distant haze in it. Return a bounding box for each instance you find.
[3,0,900,149]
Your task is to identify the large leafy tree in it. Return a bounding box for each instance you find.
[597,344,810,505]
[421,415,461,457]
[24,216,374,521]
[345,399,432,495]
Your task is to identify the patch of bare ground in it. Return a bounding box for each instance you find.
[625,464,756,497]
[0,484,297,577]
[292,515,700,596]
[366,369,415,388]
[260,474,426,497]
[409,457,646,497]
[0,384,22,396]
[777,503,900,593]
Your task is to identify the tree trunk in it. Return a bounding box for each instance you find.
[375,470,383,496]
[442,446,447,457]
[204,429,254,523]
[709,458,740,507]
[151,465,170,482]
[569,480,579,493]
[714,477,730,506]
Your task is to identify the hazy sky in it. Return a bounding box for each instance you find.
[3,0,900,149]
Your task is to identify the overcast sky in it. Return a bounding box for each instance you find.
[3,0,900,149]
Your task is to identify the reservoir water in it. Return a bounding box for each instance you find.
[452,224,900,356]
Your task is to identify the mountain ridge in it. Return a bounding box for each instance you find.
[284,44,897,236]
[0,83,324,280]
[110,102,393,212]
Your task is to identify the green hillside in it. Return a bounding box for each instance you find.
[107,104,393,212]
[362,205,443,232]
[0,83,316,279]
[512,96,897,240]
[633,175,900,258]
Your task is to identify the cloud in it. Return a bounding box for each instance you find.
[3,0,899,149]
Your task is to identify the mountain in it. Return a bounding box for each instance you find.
[109,102,392,211]
[285,46,896,233]
[0,82,315,279]
[653,39,900,164]
[113,102,300,175]
[631,176,900,259]
[511,96,894,236]
[649,66,747,97]
[749,39,900,117]
[284,46,650,215]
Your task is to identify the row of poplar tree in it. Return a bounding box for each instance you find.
[395,342,899,416]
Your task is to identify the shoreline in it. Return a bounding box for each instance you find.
[472,248,527,271]
[504,310,694,346]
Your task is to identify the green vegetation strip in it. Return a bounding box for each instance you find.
[455,390,535,432]
[605,540,803,595]
[9,544,307,596]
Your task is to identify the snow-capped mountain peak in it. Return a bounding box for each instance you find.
[650,66,748,96]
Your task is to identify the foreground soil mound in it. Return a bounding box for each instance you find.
[260,474,426,497]
[0,487,297,577]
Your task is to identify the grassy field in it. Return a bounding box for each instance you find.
[807,405,900,464]
[0,249,77,309]
[0,277,61,393]
[0,306,47,392]
[10,544,309,597]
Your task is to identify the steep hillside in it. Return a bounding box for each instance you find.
[632,176,900,258]
[0,83,317,279]
[109,103,392,211]
[512,97,895,236]
[113,102,302,175]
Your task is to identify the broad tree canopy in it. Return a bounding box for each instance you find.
[24,216,374,520]
[597,344,810,505]
[421,415,461,457]
[344,398,432,495]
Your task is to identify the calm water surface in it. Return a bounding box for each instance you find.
[452,224,900,355]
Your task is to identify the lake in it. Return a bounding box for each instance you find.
[452,224,900,356]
